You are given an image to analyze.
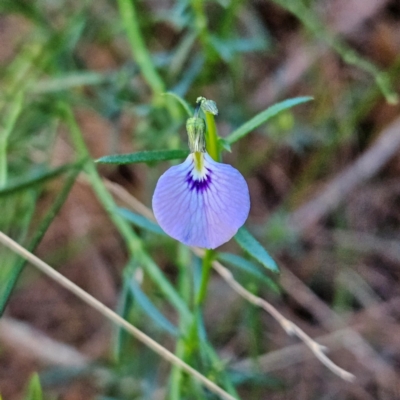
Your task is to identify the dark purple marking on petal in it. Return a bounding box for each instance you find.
[185,173,212,193]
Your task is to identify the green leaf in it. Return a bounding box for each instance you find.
[126,273,179,336]
[96,149,189,165]
[217,252,280,293]
[225,96,313,144]
[117,208,166,236]
[113,277,132,362]
[234,227,279,273]
[162,92,193,117]
[24,373,43,400]
[218,137,232,153]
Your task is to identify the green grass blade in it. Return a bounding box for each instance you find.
[112,278,132,362]
[0,161,84,315]
[24,373,43,400]
[0,91,24,188]
[234,227,279,273]
[96,149,189,165]
[225,96,313,144]
[117,208,166,236]
[127,274,179,336]
[117,0,165,96]
[162,92,193,117]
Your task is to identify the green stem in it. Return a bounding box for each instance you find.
[195,249,214,307]
[190,0,217,65]
[117,0,165,97]
[169,245,194,400]
[0,93,24,188]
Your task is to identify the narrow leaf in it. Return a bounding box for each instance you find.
[162,92,192,117]
[217,252,280,293]
[24,373,43,400]
[113,278,132,362]
[126,273,179,336]
[226,96,313,144]
[234,227,279,273]
[117,208,166,236]
[96,149,189,165]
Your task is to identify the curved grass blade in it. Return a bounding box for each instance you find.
[162,92,193,117]
[226,96,313,144]
[234,227,279,273]
[117,208,166,236]
[96,149,189,165]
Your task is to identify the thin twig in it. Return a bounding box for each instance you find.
[102,178,355,382]
[233,327,352,373]
[0,231,236,400]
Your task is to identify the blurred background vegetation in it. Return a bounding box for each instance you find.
[1,0,400,399]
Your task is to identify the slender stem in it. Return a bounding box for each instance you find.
[0,93,24,188]
[0,231,237,400]
[116,0,180,120]
[190,0,217,65]
[183,105,227,388]
[169,245,193,400]
[195,249,214,307]
[116,0,165,97]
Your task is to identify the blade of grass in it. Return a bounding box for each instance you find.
[0,92,24,188]
[127,273,179,336]
[24,373,43,400]
[225,96,313,144]
[117,208,166,236]
[162,92,193,117]
[113,274,132,362]
[116,0,165,97]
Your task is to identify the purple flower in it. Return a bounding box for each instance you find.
[152,116,250,249]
